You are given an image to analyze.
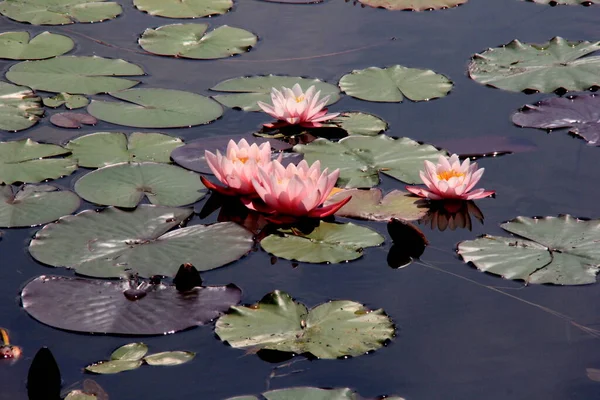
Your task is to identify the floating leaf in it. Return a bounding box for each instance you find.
[358,0,466,10]
[21,274,242,334]
[29,205,254,277]
[87,88,223,128]
[0,81,43,131]
[50,112,97,129]
[65,391,98,400]
[85,360,142,374]
[0,0,122,25]
[211,75,340,112]
[294,135,447,188]
[111,343,148,361]
[134,0,232,18]
[6,56,144,95]
[0,139,76,184]
[339,65,452,102]
[216,290,394,359]
[74,162,206,208]
[522,0,594,4]
[143,351,195,366]
[260,221,384,263]
[67,132,184,168]
[468,37,600,93]
[327,112,388,136]
[43,93,89,109]
[0,31,73,60]
[227,387,406,400]
[139,24,257,59]
[458,215,600,285]
[0,185,80,228]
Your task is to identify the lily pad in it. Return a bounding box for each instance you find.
[0,0,122,25]
[139,24,257,60]
[358,0,466,10]
[227,387,405,400]
[211,75,340,112]
[0,139,76,184]
[29,205,254,277]
[21,274,243,334]
[0,81,43,132]
[458,215,600,285]
[326,112,388,136]
[511,93,600,145]
[43,93,89,109]
[87,88,223,128]
[216,290,394,359]
[85,360,142,374]
[111,343,148,361]
[324,189,427,221]
[0,31,73,60]
[74,162,206,208]
[260,221,384,263]
[6,56,144,95]
[468,37,600,93]
[0,185,80,228]
[339,65,452,102]
[134,0,232,18]
[67,132,184,168]
[294,135,447,188]
[50,112,97,129]
[143,351,195,366]
[523,0,595,4]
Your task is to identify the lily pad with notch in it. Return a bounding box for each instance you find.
[0,0,122,25]
[50,112,97,129]
[0,81,43,132]
[0,31,73,60]
[43,93,89,109]
[357,0,467,10]
[325,112,388,136]
[133,0,233,18]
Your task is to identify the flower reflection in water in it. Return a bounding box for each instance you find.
[419,200,484,232]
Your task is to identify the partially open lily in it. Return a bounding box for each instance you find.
[406,154,495,201]
[257,84,339,129]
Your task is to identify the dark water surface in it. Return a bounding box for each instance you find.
[2,1,600,399]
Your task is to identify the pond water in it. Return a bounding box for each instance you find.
[2,0,600,399]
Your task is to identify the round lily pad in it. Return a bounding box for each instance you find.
[359,0,465,9]
[327,112,388,136]
[522,0,594,4]
[29,205,254,277]
[458,215,600,285]
[339,65,452,102]
[0,81,43,132]
[66,131,184,168]
[6,56,144,95]
[211,75,340,112]
[143,351,195,366]
[0,185,80,228]
[294,135,447,188]
[50,112,97,129]
[133,0,232,18]
[139,24,257,60]
[227,387,406,400]
[0,31,73,60]
[216,290,395,359]
[87,88,223,128]
[260,221,384,263]
[43,93,89,109]
[74,162,206,208]
[324,189,427,221]
[0,0,122,25]
[468,37,600,93]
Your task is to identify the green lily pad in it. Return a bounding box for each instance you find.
[111,343,148,361]
[0,0,122,25]
[468,37,600,93]
[522,0,594,4]
[6,56,144,95]
[43,93,89,109]
[0,185,80,228]
[339,65,453,102]
[66,132,184,168]
[0,139,76,184]
[133,0,232,18]
[216,290,395,359]
[294,135,447,188]
[458,215,600,285]
[74,162,206,208]
[260,221,384,263]
[65,391,98,400]
[227,387,406,400]
[211,75,340,112]
[29,205,254,277]
[0,81,43,132]
[327,112,388,136]
[85,360,142,374]
[87,88,223,128]
[0,31,73,60]
[139,23,257,60]
[143,351,195,366]
[358,0,466,10]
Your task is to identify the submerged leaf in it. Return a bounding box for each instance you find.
[0,31,73,60]
[0,0,122,25]
[0,81,43,132]
[134,0,232,18]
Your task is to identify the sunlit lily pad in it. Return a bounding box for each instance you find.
[261,221,384,263]
[339,65,452,102]
[211,75,340,112]
[86,360,142,374]
[22,274,243,334]
[134,0,232,18]
[6,56,143,95]
[0,0,122,25]
[468,37,600,93]
[294,135,447,188]
[0,185,80,228]
[29,205,254,277]
[0,31,73,60]
[111,343,148,361]
[139,23,257,59]
[227,387,405,400]
[326,112,388,136]
[144,351,195,366]
[0,139,76,184]
[88,88,223,128]
[216,290,394,359]
[43,93,89,109]
[324,189,427,221]
[358,0,466,10]
[458,215,600,285]
[74,162,206,208]
[0,81,43,131]
[67,132,184,168]
[50,112,97,129]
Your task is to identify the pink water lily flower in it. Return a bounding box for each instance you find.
[257,84,339,129]
[243,159,351,222]
[202,139,281,197]
[406,154,495,201]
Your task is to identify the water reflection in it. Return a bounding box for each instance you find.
[418,200,484,232]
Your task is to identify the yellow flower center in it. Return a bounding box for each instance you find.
[235,156,249,164]
[295,95,305,103]
[437,170,465,181]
